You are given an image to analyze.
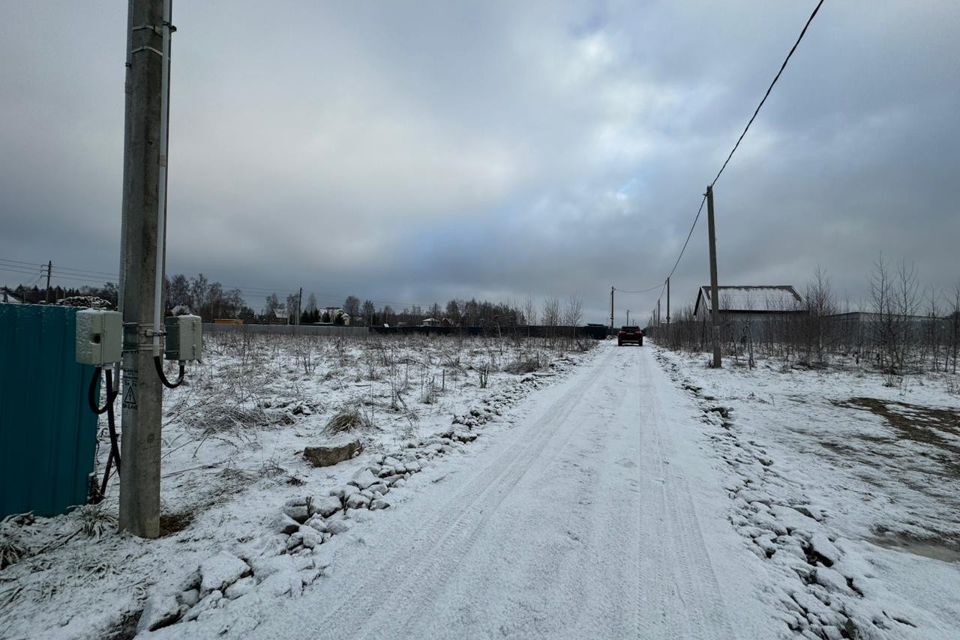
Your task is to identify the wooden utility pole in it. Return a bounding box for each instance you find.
[666,277,670,326]
[119,0,171,538]
[706,185,722,368]
[610,286,615,333]
[297,287,303,325]
[657,298,661,327]
[45,260,52,302]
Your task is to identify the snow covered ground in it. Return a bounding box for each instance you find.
[655,345,960,639]
[0,332,593,639]
[2,335,958,639]
[139,338,774,640]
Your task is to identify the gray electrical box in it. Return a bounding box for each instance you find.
[76,310,123,365]
[164,315,202,362]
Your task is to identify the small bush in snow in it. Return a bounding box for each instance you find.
[325,407,371,434]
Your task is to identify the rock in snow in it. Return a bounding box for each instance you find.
[274,513,302,535]
[324,516,350,535]
[349,468,378,490]
[302,440,362,467]
[137,593,181,632]
[808,532,841,566]
[332,484,359,500]
[282,502,310,524]
[199,552,250,595]
[311,495,343,518]
[345,493,371,509]
[184,590,223,622]
[224,576,256,600]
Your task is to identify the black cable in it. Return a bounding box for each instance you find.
[614,283,664,295]
[154,355,186,389]
[87,367,121,502]
[667,194,707,281]
[710,0,825,188]
[104,369,120,474]
[87,367,118,414]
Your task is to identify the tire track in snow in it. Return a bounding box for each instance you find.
[246,343,751,639]
[635,347,736,640]
[312,347,618,638]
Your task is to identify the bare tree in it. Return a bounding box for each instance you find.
[871,255,894,370]
[264,293,281,318]
[562,296,583,327]
[893,260,920,372]
[522,296,537,326]
[805,266,834,364]
[951,284,960,375]
[343,296,361,319]
[541,298,561,327]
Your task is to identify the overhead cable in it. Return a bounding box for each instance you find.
[710,0,825,188]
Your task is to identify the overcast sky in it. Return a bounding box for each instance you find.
[1,1,958,322]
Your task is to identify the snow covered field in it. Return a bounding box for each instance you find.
[0,332,594,639]
[2,334,958,640]
[656,345,960,639]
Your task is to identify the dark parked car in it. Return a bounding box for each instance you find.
[617,326,644,346]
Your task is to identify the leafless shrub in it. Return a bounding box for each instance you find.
[186,405,268,435]
[325,405,372,434]
[75,504,116,540]
[257,456,286,478]
[0,514,33,570]
[504,355,541,374]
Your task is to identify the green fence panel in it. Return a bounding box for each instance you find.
[0,304,99,518]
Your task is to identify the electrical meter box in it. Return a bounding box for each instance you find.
[165,314,202,362]
[75,310,123,365]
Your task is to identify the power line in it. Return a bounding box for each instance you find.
[51,265,118,278]
[710,0,825,188]
[666,194,707,281]
[0,266,44,277]
[625,0,825,318]
[613,283,663,295]
[0,258,118,280]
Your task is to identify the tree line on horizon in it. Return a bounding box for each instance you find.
[4,272,587,329]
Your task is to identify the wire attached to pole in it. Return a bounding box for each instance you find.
[153,356,185,389]
[88,367,121,502]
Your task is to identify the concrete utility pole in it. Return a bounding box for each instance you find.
[119,0,172,538]
[45,260,52,302]
[706,185,722,368]
[626,309,630,325]
[666,277,670,326]
[610,286,615,333]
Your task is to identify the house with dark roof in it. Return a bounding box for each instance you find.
[693,285,804,323]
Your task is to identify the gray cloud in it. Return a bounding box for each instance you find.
[2,1,958,322]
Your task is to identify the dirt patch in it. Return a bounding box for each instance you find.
[159,511,194,537]
[832,397,960,476]
[870,526,960,563]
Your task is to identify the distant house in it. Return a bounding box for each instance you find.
[271,308,290,324]
[319,307,350,326]
[693,285,804,323]
[1,287,23,304]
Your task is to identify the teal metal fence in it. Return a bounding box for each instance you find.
[0,304,99,518]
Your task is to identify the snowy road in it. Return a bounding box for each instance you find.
[232,343,772,640]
